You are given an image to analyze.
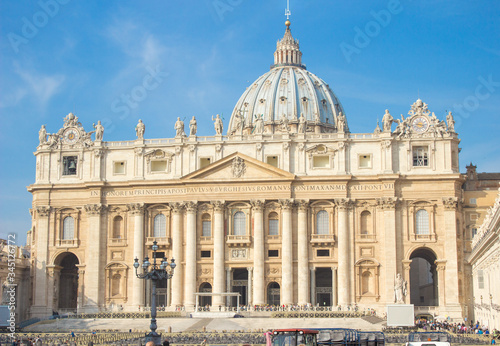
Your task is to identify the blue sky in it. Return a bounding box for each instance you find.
[1,1,499,243]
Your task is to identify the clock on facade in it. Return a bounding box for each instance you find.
[411,116,429,133]
[63,128,80,144]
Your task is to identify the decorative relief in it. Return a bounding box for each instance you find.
[215,144,222,153]
[442,197,459,210]
[337,141,348,150]
[127,203,145,215]
[250,200,265,211]
[231,157,246,178]
[266,267,280,275]
[134,148,144,157]
[377,197,399,210]
[36,206,51,217]
[84,204,106,215]
[298,143,305,151]
[175,146,182,155]
[296,199,309,211]
[381,140,392,150]
[198,268,212,277]
[231,249,247,259]
[188,144,196,153]
[211,200,225,212]
[256,143,262,152]
[94,149,104,158]
[283,142,290,151]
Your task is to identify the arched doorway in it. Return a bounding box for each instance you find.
[200,282,212,307]
[55,252,79,312]
[267,282,280,305]
[409,248,438,306]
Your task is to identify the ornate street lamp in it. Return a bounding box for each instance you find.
[134,241,176,345]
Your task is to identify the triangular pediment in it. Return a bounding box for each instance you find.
[182,152,295,181]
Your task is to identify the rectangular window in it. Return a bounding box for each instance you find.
[470,213,478,221]
[63,156,77,175]
[268,250,279,257]
[202,220,211,237]
[199,157,211,169]
[113,161,126,174]
[153,251,165,259]
[269,219,279,236]
[471,228,478,238]
[317,249,330,257]
[151,160,167,172]
[266,156,278,167]
[201,251,211,258]
[313,155,330,168]
[412,146,429,167]
[478,270,484,289]
[358,154,372,169]
[469,198,477,205]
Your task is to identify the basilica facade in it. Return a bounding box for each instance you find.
[29,21,470,321]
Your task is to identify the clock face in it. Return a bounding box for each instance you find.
[412,116,429,133]
[63,128,80,144]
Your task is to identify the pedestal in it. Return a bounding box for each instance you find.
[387,304,414,326]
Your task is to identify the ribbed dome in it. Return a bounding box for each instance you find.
[228,22,347,135]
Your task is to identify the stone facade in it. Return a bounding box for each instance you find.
[28,21,481,322]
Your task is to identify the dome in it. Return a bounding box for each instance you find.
[228,22,347,135]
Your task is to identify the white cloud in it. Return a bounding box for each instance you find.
[14,63,65,106]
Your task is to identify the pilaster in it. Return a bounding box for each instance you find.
[336,198,352,305]
[128,203,145,309]
[170,202,184,306]
[184,201,198,310]
[297,200,309,305]
[212,200,225,307]
[280,199,294,305]
[251,200,265,305]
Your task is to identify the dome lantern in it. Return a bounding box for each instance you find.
[272,21,305,70]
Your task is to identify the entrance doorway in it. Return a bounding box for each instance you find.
[267,282,280,305]
[55,252,79,312]
[410,248,438,306]
[232,268,248,307]
[315,268,332,306]
[199,282,212,307]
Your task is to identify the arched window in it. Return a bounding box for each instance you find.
[113,216,123,239]
[62,216,74,240]
[415,209,429,235]
[153,214,166,237]
[360,211,372,235]
[111,274,121,296]
[202,213,211,237]
[316,210,328,235]
[268,212,279,236]
[233,211,246,236]
[362,271,371,294]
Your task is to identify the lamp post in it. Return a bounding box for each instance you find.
[134,241,176,345]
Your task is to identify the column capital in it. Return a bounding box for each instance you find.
[279,198,294,210]
[247,267,254,272]
[35,206,51,217]
[376,197,399,210]
[84,203,107,215]
[442,197,459,210]
[185,201,198,213]
[169,202,185,213]
[331,266,338,271]
[335,198,354,210]
[296,199,310,211]
[211,200,225,212]
[402,259,412,270]
[435,259,447,271]
[250,199,265,211]
[127,203,145,215]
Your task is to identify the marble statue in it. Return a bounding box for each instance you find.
[382,109,393,132]
[394,273,407,304]
[337,112,347,132]
[135,119,145,139]
[446,111,455,132]
[189,116,197,136]
[298,113,306,133]
[175,117,186,137]
[213,114,223,135]
[280,113,289,132]
[39,125,47,145]
[232,110,244,135]
[93,120,104,141]
[254,114,264,134]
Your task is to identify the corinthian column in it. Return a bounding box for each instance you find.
[280,199,294,305]
[297,200,309,305]
[212,200,225,307]
[84,204,106,312]
[377,197,398,304]
[442,197,461,311]
[170,202,184,306]
[128,203,145,309]
[251,200,265,305]
[336,198,351,306]
[184,201,198,310]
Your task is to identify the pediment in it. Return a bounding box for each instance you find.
[182,152,295,181]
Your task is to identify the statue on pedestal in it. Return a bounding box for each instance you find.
[135,119,145,139]
[175,117,186,137]
[394,273,408,304]
[93,120,104,141]
[254,114,264,134]
[446,111,455,132]
[298,113,306,133]
[382,109,393,132]
[38,125,47,145]
[189,116,197,136]
[213,114,223,135]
